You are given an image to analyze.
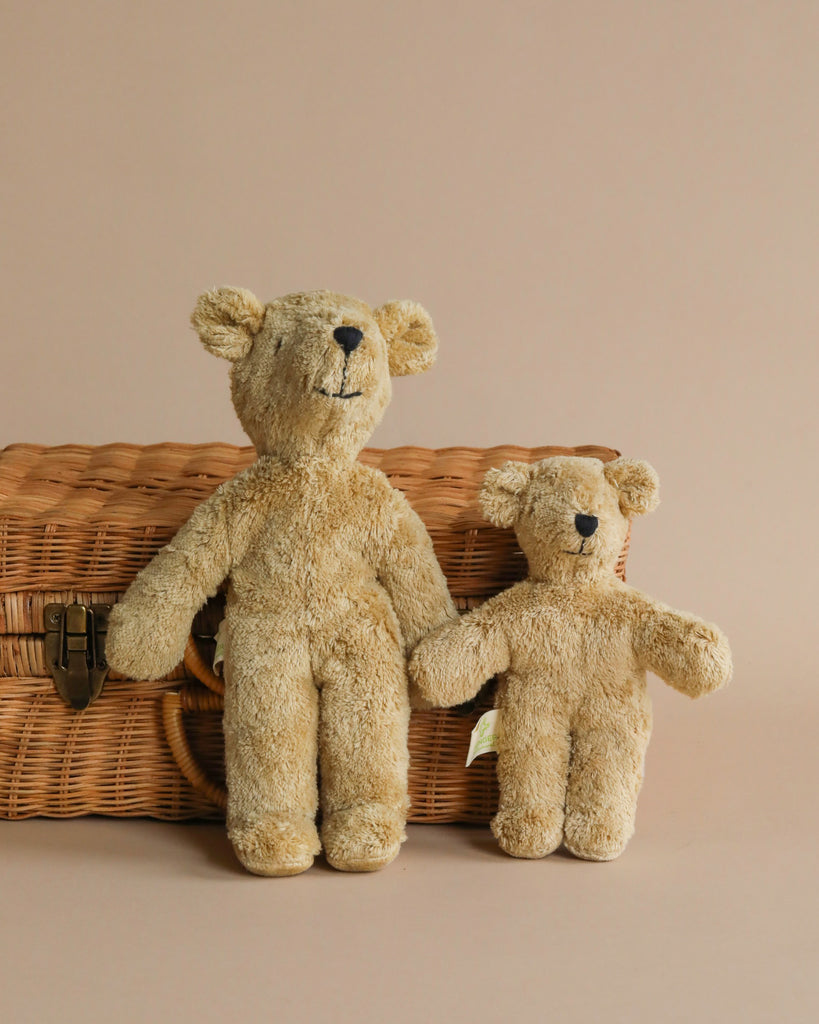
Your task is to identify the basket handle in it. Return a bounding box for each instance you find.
[182,634,225,696]
[162,686,227,811]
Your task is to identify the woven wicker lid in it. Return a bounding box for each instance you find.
[0,442,622,598]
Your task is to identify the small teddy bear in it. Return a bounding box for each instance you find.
[106,288,456,876]
[409,456,732,861]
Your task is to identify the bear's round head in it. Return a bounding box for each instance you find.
[191,287,438,461]
[479,456,660,583]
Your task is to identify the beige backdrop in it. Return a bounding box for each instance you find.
[2,3,818,1022]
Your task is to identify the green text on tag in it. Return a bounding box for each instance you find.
[466,709,501,766]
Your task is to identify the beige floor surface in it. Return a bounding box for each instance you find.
[2,694,816,1024]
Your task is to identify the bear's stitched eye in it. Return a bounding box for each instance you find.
[274,336,284,354]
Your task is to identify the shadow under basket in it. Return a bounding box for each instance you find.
[0,443,629,823]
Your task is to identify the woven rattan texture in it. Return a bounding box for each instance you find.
[0,675,501,822]
[0,677,223,819]
[0,443,623,594]
[1,443,626,823]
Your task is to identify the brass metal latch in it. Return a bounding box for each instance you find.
[44,603,111,710]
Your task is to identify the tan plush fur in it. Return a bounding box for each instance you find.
[106,288,456,876]
[410,456,732,862]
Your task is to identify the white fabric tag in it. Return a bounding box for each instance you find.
[466,709,501,766]
[212,619,226,676]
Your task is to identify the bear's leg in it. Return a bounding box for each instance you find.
[223,626,320,877]
[563,693,652,862]
[316,620,410,872]
[491,690,571,859]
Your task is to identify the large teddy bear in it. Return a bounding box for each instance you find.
[106,288,456,876]
[410,455,732,861]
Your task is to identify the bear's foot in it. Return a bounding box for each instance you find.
[229,815,321,877]
[563,809,634,862]
[492,806,564,859]
[322,802,406,872]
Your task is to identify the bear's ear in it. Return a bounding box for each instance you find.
[603,458,660,516]
[374,300,438,376]
[191,287,266,362]
[479,462,533,528]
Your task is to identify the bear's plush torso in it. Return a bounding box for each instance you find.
[223,457,400,633]
[485,579,653,745]
[491,578,650,717]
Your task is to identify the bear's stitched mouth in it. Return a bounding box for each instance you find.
[563,538,593,556]
[315,387,363,400]
[315,355,363,400]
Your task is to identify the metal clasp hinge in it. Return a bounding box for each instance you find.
[44,603,111,710]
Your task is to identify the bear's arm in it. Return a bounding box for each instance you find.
[105,485,234,680]
[631,592,732,699]
[371,485,457,655]
[408,598,512,709]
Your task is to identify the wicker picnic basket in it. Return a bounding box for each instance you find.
[0,442,629,823]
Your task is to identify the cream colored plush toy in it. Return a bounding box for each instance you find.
[106,288,456,876]
[410,456,732,862]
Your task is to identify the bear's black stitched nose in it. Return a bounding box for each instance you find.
[575,514,598,537]
[333,325,363,355]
